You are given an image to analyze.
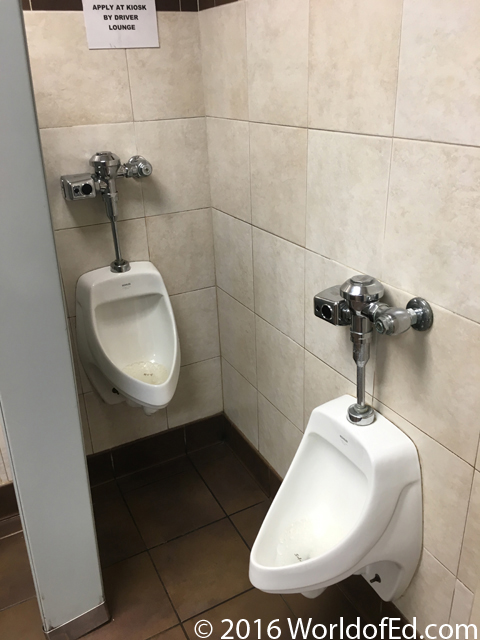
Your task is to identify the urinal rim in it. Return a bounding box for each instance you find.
[250,395,421,585]
[76,262,180,404]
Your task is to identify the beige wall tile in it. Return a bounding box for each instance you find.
[258,394,303,478]
[306,130,391,276]
[250,123,307,246]
[246,0,308,127]
[213,210,254,310]
[308,0,402,135]
[127,13,204,121]
[256,316,304,430]
[146,209,215,296]
[170,287,220,366]
[374,286,480,465]
[199,3,248,119]
[217,289,256,386]
[0,415,12,484]
[167,357,223,428]
[207,118,251,222]
[24,12,132,129]
[395,549,456,634]
[304,350,356,429]
[253,228,305,345]
[395,0,480,146]
[450,581,474,626]
[40,124,143,231]
[69,317,92,394]
[78,394,93,456]
[384,139,480,323]
[135,118,210,216]
[373,401,473,575]
[55,218,149,316]
[459,472,480,592]
[85,391,168,453]
[222,359,258,448]
[0,423,8,485]
[304,252,375,395]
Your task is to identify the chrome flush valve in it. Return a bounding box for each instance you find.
[314,275,433,426]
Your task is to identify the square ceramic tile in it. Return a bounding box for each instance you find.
[373,286,480,465]
[84,391,167,453]
[250,123,307,246]
[171,288,219,366]
[258,394,303,479]
[24,12,132,128]
[127,13,204,121]
[373,401,473,575]
[230,502,271,549]
[304,350,357,429]
[395,549,455,635]
[253,228,305,345]
[69,317,92,394]
[450,581,474,626]
[150,519,251,620]
[246,0,308,127]
[383,139,480,323]
[207,118,251,222]
[167,358,223,428]
[190,443,266,514]
[306,129,391,276]
[40,124,143,231]
[308,0,402,135]
[117,456,193,494]
[0,599,44,640]
[213,210,254,309]
[304,251,375,395]
[146,209,215,296]
[183,589,294,640]
[78,394,93,456]
[459,471,480,592]
[256,316,304,430]
[0,534,35,611]
[92,485,146,567]
[217,289,256,385]
[124,469,224,548]
[283,586,363,629]
[83,553,178,639]
[395,0,480,145]
[222,359,258,448]
[135,119,210,217]
[199,2,248,120]
[55,218,149,317]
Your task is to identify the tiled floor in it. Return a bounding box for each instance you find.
[0,442,365,639]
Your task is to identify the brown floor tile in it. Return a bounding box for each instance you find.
[0,598,44,639]
[190,444,267,515]
[124,470,224,548]
[150,625,188,640]
[150,519,251,621]
[117,456,193,494]
[84,552,178,640]
[230,501,270,548]
[0,533,35,611]
[339,575,382,625]
[282,586,364,640]
[183,589,295,640]
[93,484,146,567]
[0,515,22,540]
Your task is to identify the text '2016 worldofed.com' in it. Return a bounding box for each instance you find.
[192,617,478,640]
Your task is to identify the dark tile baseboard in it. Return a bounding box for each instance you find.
[0,483,18,521]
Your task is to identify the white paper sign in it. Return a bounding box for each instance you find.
[82,0,159,49]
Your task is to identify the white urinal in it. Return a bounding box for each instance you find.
[249,395,422,601]
[76,261,180,415]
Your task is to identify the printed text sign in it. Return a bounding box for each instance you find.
[82,1,159,49]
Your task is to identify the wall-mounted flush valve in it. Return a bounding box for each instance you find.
[60,151,153,274]
[314,275,433,426]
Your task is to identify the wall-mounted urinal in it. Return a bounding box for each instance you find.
[250,395,422,601]
[250,275,433,601]
[76,261,180,415]
[61,152,180,414]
